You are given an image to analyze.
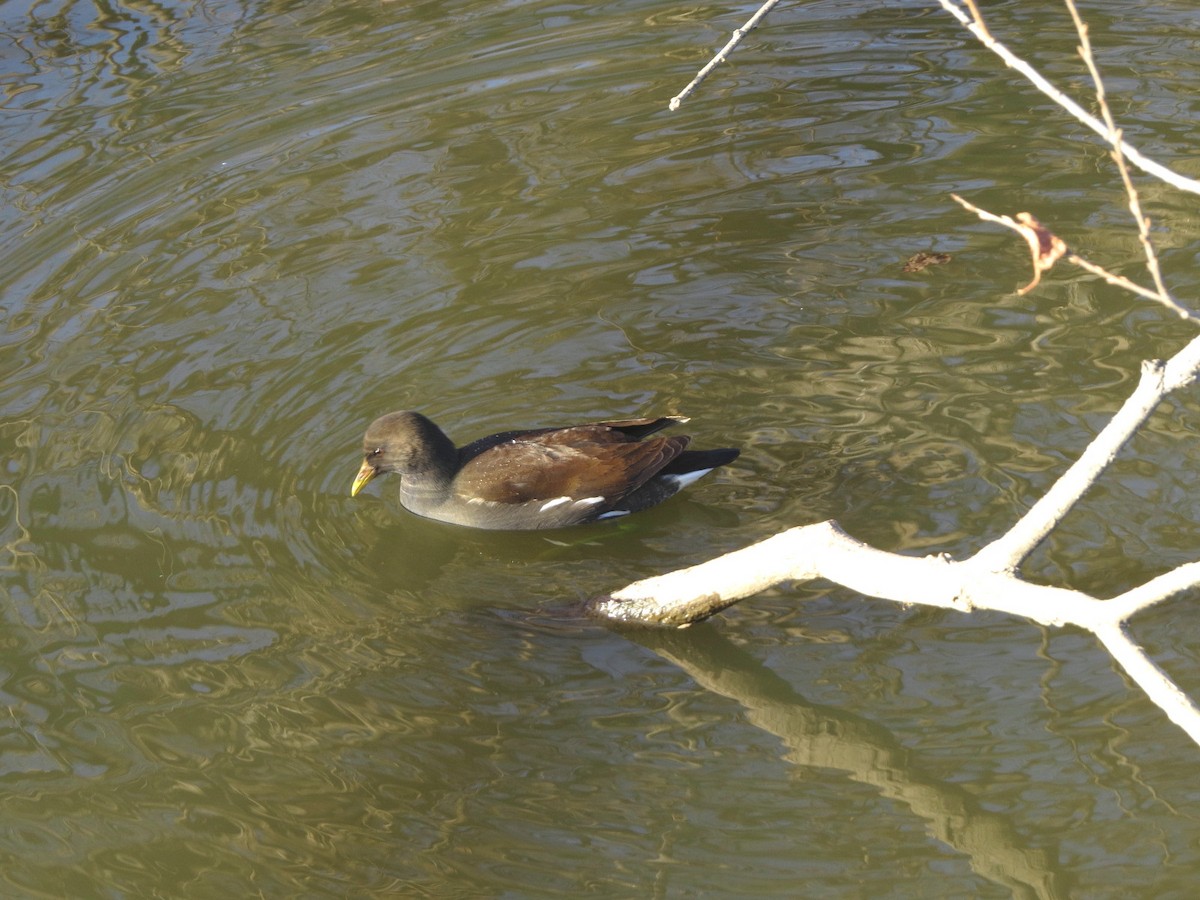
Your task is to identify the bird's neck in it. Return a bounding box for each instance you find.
[400,432,460,510]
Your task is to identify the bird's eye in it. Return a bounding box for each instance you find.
[368,448,382,459]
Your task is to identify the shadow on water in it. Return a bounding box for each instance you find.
[506,602,1069,899]
[620,623,1068,900]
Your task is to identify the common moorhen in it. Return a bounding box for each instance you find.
[350,411,739,530]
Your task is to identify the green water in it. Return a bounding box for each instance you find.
[2,0,1200,896]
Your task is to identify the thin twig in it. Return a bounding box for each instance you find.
[951,194,1196,319]
[1067,255,1180,308]
[960,0,993,42]
[1064,0,1175,305]
[669,0,782,111]
[936,0,1200,196]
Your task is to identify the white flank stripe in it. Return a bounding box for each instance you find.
[539,497,571,511]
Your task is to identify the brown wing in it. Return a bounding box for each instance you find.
[452,435,690,505]
[457,418,685,461]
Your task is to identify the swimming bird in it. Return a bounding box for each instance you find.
[349,411,738,530]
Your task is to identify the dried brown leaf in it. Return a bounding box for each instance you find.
[1013,212,1067,294]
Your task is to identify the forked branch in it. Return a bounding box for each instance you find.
[618,1,1200,750]
[936,0,1200,196]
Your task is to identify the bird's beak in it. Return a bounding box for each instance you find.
[350,460,377,497]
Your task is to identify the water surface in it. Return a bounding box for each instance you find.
[3,0,1200,896]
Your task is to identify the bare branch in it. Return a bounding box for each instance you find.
[668,0,782,111]
[971,334,1200,570]
[945,203,1067,296]
[591,328,1200,746]
[1067,255,1184,309]
[1063,0,1176,308]
[1093,622,1200,746]
[588,517,1200,746]
[936,0,1200,196]
[950,194,1196,319]
[612,0,1200,753]
[589,521,1100,629]
[959,0,994,42]
[1105,560,1200,623]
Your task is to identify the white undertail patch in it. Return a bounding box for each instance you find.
[661,469,713,490]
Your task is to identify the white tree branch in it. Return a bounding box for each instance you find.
[1093,622,1200,746]
[970,343,1200,572]
[668,0,782,111]
[592,521,1098,628]
[935,0,1200,196]
[1105,561,1200,623]
[590,519,1200,745]
[603,1,1200,751]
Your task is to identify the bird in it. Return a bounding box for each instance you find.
[349,411,739,530]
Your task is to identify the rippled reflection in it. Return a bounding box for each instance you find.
[2,0,1200,895]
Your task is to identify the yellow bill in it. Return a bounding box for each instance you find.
[350,460,377,497]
